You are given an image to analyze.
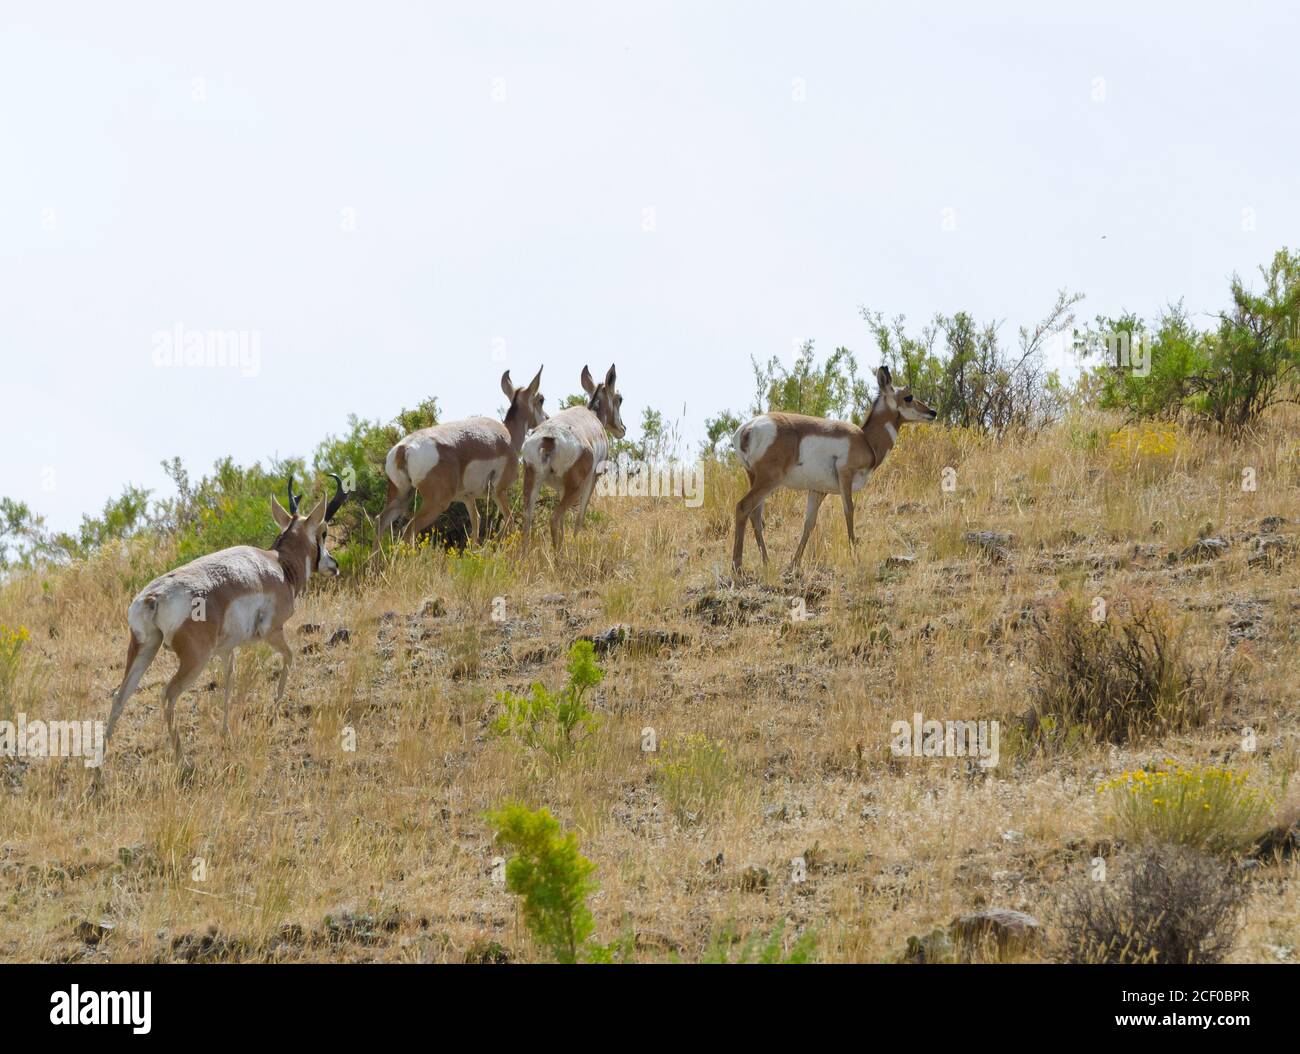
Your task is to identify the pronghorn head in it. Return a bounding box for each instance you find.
[581,363,626,439]
[501,367,548,431]
[875,365,937,424]
[271,474,347,581]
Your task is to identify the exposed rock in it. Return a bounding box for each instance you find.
[965,531,1014,562]
[575,625,690,655]
[1251,822,1300,861]
[949,908,1041,957]
[541,593,566,605]
[73,919,115,945]
[299,623,322,635]
[326,628,351,647]
[419,596,446,618]
[739,865,770,892]
[1180,537,1229,562]
[884,554,917,568]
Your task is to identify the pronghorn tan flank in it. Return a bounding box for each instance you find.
[521,364,627,553]
[731,365,936,571]
[106,476,347,764]
[376,368,547,549]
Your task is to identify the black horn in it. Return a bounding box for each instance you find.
[324,472,347,523]
[286,475,302,515]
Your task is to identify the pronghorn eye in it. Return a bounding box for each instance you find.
[904,395,913,403]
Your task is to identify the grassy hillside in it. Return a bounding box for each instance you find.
[1,411,1297,963]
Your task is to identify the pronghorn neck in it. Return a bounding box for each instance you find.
[861,397,901,469]
[502,402,530,452]
[271,523,314,596]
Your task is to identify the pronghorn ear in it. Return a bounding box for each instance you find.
[527,366,543,394]
[876,365,892,389]
[305,495,328,529]
[580,365,597,395]
[500,370,514,399]
[604,364,617,389]
[271,496,293,530]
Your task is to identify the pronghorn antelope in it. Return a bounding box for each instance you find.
[375,368,547,550]
[106,475,346,764]
[731,365,937,572]
[520,364,626,553]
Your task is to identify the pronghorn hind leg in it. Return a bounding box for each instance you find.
[790,491,827,569]
[162,637,208,766]
[466,499,481,547]
[573,473,599,532]
[375,482,412,553]
[105,629,163,747]
[400,487,451,547]
[521,464,541,556]
[732,481,777,572]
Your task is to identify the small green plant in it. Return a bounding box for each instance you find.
[651,733,732,825]
[492,641,602,764]
[1099,761,1273,854]
[702,920,818,964]
[486,803,599,964]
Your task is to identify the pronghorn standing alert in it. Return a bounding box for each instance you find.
[731,365,937,572]
[520,364,627,553]
[375,369,547,550]
[106,475,347,764]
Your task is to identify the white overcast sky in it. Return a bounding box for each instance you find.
[2,1,1297,531]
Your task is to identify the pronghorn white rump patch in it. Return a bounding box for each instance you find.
[732,416,777,470]
[399,434,441,489]
[128,546,280,644]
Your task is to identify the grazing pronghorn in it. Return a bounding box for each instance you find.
[375,368,547,550]
[731,365,937,572]
[105,475,346,764]
[520,364,626,553]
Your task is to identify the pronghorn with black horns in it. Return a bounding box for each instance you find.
[731,365,936,572]
[520,363,626,554]
[105,474,347,765]
[375,368,547,550]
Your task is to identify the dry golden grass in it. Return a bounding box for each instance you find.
[1,410,1298,963]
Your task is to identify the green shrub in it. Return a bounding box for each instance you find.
[703,920,818,964]
[650,733,732,825]
[492,641,602,765]
[1086,248,1300,433]
[486,803,599,963]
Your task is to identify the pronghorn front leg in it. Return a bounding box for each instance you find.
[837,466,857,556]
[790,491,826,569]
[219,651,236,737]
[749,500,768,563]
[268,628,293,702]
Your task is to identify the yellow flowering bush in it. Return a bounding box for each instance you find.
[1099,760,1272,853]
[1106,425,1180,462]
[0,623,30,713]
